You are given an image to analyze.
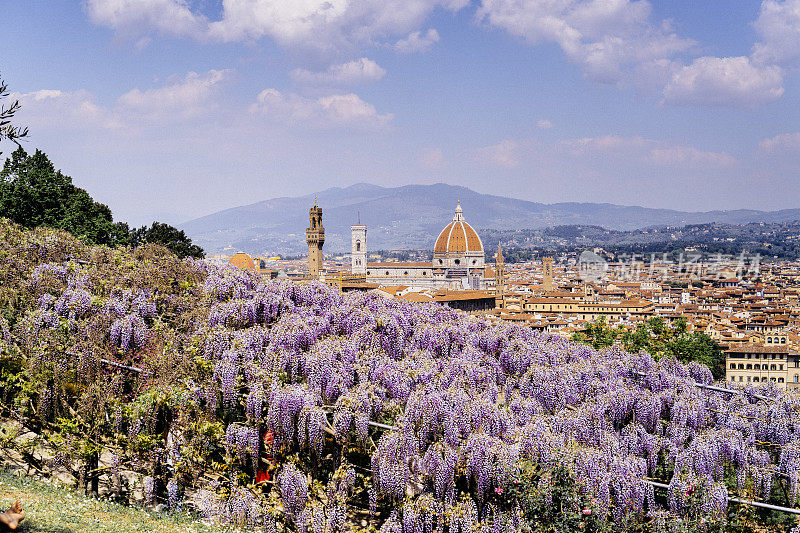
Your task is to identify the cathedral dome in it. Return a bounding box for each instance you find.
[434,203,484,254]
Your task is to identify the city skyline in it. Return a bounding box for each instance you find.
[3,0,800,226]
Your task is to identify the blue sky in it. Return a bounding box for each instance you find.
[2,0,800,226]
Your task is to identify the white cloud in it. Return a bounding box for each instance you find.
[759,132,800,153]
[648,146,735,166]
[87,0,466,56]
[84,0,207,39]
[419,147,449,170]
[251,89,393,130]
[536,119,554,129]
[751,0,800,67]
[562,135,735,166]
[290,58,386,86]
[476,0,695,91]
[473,140,520,168]
[118,70,231,119]
[394,29,440,54]
[662,56,784,107]
[11,89,123,131]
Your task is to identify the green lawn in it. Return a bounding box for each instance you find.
[0,471,233,533]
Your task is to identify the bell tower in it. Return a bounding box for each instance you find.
[306,201,325,278]
[351,216,367,275]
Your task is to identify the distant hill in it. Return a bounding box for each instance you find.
[179,183,800,255]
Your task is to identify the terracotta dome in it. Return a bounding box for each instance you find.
[228,252,255,271]
[434,203,483,254]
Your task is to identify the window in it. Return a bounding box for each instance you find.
[754,364,761,370]
[454,259,461,265]
[356,241,361,251]
[746,364,752,370]
[423,272,427,276]
[366,271,371,275]
[731,376,735,382]
[780,364,784,370]
[781,338,786,344]
[738,364,744,369]
[739,376,743,382]
[438,259,443,265]
[771,364,777,371]
[385,271,389,276]
[771,377,776,382]
[753,377,759,382]
[778,378,784,383]
[794,375,799,383]
[730,363,736,369]
[472,260,477,265]
[404,271,408,276]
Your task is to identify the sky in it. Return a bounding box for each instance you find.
[2,0,800,226]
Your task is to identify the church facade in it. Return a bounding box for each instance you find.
[359,203,487,290]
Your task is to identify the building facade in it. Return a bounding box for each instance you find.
[726,339,800,390]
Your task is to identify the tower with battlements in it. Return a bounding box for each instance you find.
[306,202,325,278]
[543,256,554,293]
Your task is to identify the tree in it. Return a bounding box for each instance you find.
[0,148,203,258]
[576,315,726,380]
[0,148,129,246]
[0,74,28,156]
[131,222,205,259]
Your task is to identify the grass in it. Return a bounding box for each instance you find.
[0,471,234,533]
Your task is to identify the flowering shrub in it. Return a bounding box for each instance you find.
[0,218,798,532]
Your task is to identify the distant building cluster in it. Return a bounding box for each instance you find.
[218,199,800,391]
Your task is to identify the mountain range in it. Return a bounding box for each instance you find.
[179,183,800,256]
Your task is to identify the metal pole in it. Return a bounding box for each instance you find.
[645,480,800,515]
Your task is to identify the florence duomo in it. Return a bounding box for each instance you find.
[351,202,488,290]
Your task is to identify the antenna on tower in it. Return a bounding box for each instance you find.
[358,210,361,224]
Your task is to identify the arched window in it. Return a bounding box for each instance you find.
[356,241,361,251]
[746,364,752,370]
[754,364,761,370]
[753,377,759,382]
[454,259,460,265]
[385,271,389,276]
[730,363,736,369]
[438,259,443,265]
[781,337,786,344]
[778,377,784,383]
[771,364,777,370]
[794,374,799,382]
[738,364,744,369]
[767,337,772,344]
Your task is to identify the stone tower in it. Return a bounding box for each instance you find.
[543,256,554,293]
[306,202,325,278]
[495,243,505,309]
[351,221,367,275]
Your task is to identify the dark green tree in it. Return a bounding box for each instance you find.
[131,222,205,259]
[0,148,130,246]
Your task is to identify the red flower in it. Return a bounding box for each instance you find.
[263,430,274,443]
[582,509,592,515]
[494,487,503,495]
[256,470,270,484]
